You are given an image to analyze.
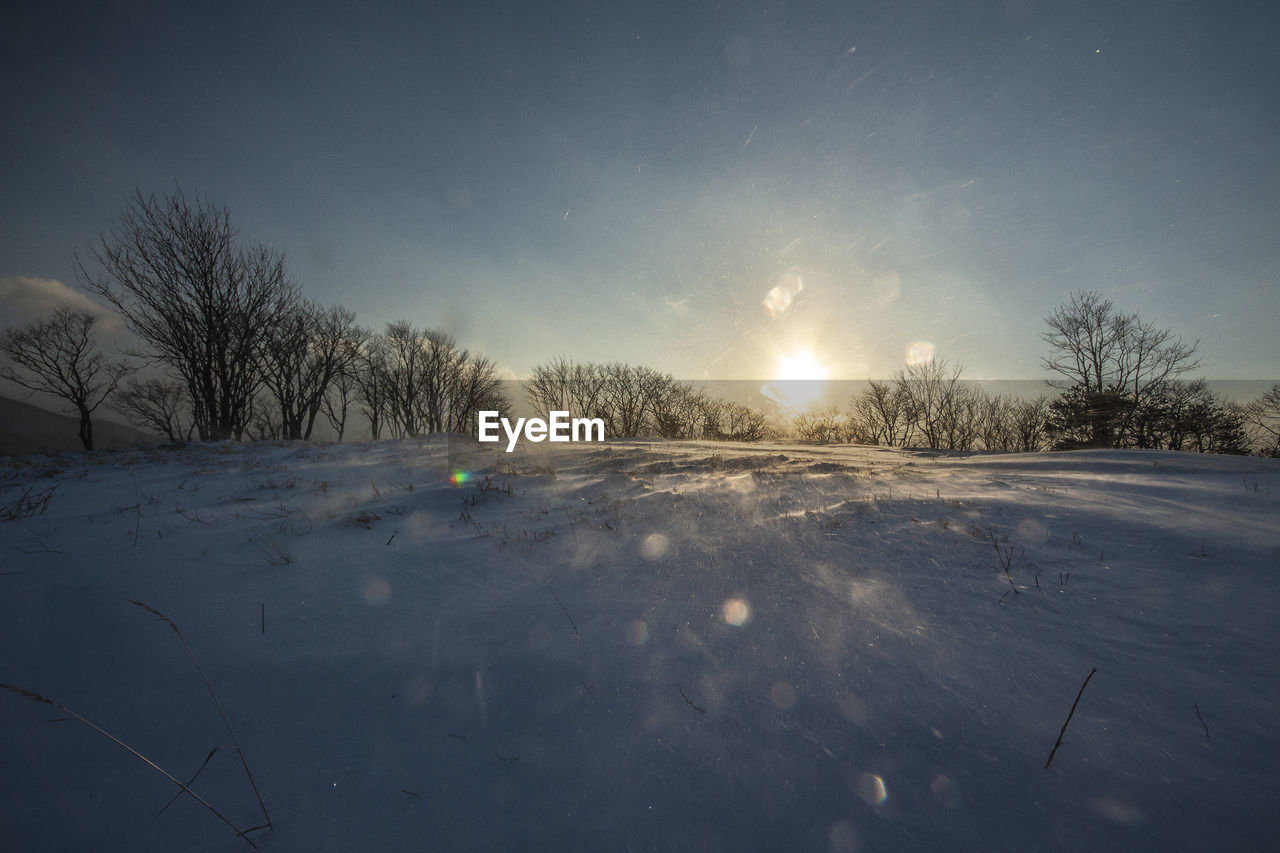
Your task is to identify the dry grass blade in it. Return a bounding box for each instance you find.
[1045,666,1098,769]
[126,599,273,830]
[151,744,237,825]
[250,527,293,565]
[0,682,257,848]
[0,485,56,520]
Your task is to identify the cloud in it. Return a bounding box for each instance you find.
[0,276,119,331]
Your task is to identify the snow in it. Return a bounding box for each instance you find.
[2,438,1278,851]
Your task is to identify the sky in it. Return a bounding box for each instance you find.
[2,0,1278,382]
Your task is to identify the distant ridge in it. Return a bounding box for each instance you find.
[0,395,158,456]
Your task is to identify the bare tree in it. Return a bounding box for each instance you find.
[850,379,912,447]
[720,400,768,441]
[701,398,767,441]
[1042,291,1127,394]
[793,405,847,443]
[527,357,608,422]
[1009,395,1051,452]
[353,335,393,439]
[380,321,430,436]
[245,392,284,441]
[447,354,510,434]
[596,363,661,438]
[260,300,366,440]
[77,189,297,440]
[976,393,1014,452]
[525,359,768,442]
[112,378,191,442]
[652,382,710,439]
[895,357,967,450]
[1129,379,1249,454]
[367,322,504,437]
[1243,384,1280,456]
[526,357,574,419]
[418,329,464,434]
[0,307,129,450]
[938,383,982,451]
[321,348,362,442]
[1041,290,1199,447]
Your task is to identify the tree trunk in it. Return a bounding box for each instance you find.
[77,405,94,451]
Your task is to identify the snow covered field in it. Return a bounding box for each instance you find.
[2,438,1278,851]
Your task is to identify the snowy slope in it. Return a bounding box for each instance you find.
[1,438,1278,852]
[0,394,158,456]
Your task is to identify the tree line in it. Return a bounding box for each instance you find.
[526,358,766,442]
[0,190,763,449]
[1,190,1277,456]
[0,190,511,448]
[792,363,1055,452]
[789,290,1273,455]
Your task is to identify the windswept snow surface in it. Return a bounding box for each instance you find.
[2,438,1278,851]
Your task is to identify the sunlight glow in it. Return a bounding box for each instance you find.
[766,350,829,410]
[776,350,828,382]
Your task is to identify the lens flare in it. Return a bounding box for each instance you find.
[1093,798,1145,824]
[450,470,469,486]
[905,341,935,366]
[762,273,804,318]
[362,576,391,606]
[722,597,751,626]
[857,772,888,807]
[626,620,650,645]
[930,773,961,808]
[828,820,859,853]
[640,533,670,561]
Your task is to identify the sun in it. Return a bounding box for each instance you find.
[775,350,829,382]
[768,350,829,410]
